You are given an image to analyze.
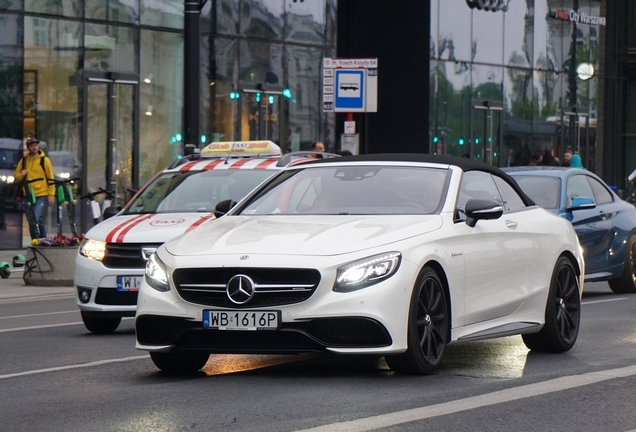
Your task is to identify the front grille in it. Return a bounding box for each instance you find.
[95,288,138,306]
[103,243,162,269]
[172,267,321,308]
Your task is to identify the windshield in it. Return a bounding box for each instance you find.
[511,175,561,209]
[239,165,448,215]
[49,153,73,168]
[0,148,20,170]
[125,169,275,214]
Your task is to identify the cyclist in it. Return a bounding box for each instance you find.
[13,138,55,239]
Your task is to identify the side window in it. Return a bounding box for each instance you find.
[586,176,613,205]
[493,176,526,212]
[456,171,502,221]
[566,175,596,207]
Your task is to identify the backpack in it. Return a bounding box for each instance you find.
[20,153,48,175]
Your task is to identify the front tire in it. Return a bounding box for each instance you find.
[385,266,449,375]
[150,351,210,374]
[608,235,636,294]
[81,312,121,334]
[522,256,580,352]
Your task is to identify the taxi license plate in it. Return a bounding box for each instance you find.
[203,310,279,331]
[117,276,143,292]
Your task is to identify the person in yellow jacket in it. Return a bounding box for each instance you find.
[13,138,55,239]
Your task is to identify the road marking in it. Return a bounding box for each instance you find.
[582,297,627,305]
[296,365,636,432]
[0,355,148,380]
[0,310,78,320]
[0,317,132,333]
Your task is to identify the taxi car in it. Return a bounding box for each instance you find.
[75,140,333,334]
[135,154,585,375]
[504,166,636,294]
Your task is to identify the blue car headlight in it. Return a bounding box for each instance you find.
[145,253,170,292]
[333,252,401,292]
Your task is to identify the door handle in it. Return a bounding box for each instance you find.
[505,220,518,230]
[599,211,607,220]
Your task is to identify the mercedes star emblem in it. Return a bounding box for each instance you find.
[226,274,256,304]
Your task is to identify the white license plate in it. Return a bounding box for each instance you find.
[203,310,279,331]
[117,276,143,292]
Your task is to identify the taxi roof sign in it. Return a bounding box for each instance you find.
[200,140,282,158]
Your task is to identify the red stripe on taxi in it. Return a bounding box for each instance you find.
[186,213,216,233]
[105,214,149,243]
[179,161,201,172]
[228,159,250,169]
[254,158,279,169]
[203,159,224,170]
[116,214,155,243]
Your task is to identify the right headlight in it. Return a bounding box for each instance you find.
[79,238,106,261]
[145,252,170,292]
[333,252,401,292]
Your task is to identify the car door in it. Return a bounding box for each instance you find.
[455,171,532,326]
[565,174,613,275]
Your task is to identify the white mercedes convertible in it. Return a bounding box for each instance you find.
[136,154,584,375]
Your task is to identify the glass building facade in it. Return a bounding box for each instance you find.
[0,0,336,246]
[430,0,603,170]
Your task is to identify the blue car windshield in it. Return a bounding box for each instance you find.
[512,175,561,209]
[240,165,448,215]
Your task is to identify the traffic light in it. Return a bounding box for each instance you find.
[255,92,261,102]
[475,138,480,144]
[230,91,240,99]
[268,95,275,104]
[200,135,206,143]
[433,136,439,143]
[459,137,465,146]
[282,88,292,98]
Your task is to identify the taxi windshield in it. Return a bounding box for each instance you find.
[125,169,274,214]
[239,165,448,215]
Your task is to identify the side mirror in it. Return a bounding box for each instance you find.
[567,196,596,211]
[465,199,504,228]
[102,205,122,220]
[213,199,237,219]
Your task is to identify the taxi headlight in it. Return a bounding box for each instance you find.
[1,175,13,183]
[79,238,106,261]
[334,252,401,292]
[145,253,170,292]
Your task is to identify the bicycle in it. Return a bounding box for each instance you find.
[80,187,115,225]
[47,177,80,236]
[12,177,44,239]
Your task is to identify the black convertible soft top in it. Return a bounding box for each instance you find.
[305,153,536,206]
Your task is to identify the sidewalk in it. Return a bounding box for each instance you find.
[0,249,75,301]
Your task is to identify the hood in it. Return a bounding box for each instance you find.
[165,215,443,257]
[85,212,216,243]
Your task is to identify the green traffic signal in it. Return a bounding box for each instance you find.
[282,88,292,98]
[256,92,261,102]
[459,138,465,146]
[433,136,439,143]
[268,95,275,104]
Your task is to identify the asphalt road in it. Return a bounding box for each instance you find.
[0,282,635,432]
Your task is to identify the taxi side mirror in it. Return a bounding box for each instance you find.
[213,199,237,219]
[102,205,122,220]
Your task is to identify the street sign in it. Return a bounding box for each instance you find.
[323,58,378,113]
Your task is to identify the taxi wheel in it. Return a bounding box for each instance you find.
[150,351,210,375]
[608,235,636,294]
[385,266,449,375]
[522,256,580,352]
[81,312,121,334]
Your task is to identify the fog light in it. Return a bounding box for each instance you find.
[78,288,91,303]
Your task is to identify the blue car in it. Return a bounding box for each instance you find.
[504,166,636,293]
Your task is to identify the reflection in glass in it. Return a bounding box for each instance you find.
[240,0,284,40]
[0,13,22,138]
[84,23,136,73]
[437,0,472,62]
[141,0,183,29]
[86,0,139,24]
[285,0,325,44]
[25,0,80,17]
[140,29,183,185]
[472,8,503,65]
[214,0,239,35]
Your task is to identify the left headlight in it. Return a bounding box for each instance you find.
[145,252,170,292]
[79,238,106,261]
[334,252,401,293]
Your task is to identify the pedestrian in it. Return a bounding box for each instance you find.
[538,147,559,166]
[570,153,584,169]
[528,151,543,166]
[311,141,325,153]
[13,138,55,239]
[561,150,572,167]
[505,149,516,167]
